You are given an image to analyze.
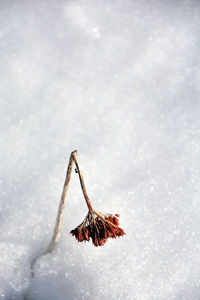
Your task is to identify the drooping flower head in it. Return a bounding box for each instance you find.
[70,210,125,247]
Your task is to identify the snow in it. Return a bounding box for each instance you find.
[0,0,200,299]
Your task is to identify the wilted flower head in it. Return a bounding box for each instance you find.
[70,210,125,247]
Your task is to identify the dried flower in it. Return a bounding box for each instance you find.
[32,151,125,280]
[45,150,125,254]
[71,210,125,247]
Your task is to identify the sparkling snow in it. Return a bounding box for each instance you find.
[0,0,200,299]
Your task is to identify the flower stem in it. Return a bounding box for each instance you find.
[29,150,94,280]
[72,151,93,213]
[45,150,93,254]
[45,150,76,253]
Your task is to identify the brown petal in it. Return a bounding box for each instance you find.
[83,227,90,241]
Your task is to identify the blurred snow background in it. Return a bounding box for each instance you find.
[0,0,200,299]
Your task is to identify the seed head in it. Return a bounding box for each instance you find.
[70,210,125,247]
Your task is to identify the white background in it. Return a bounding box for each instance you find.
[0,0,200,299]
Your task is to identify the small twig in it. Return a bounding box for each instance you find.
[30,150,77,277]
[45,150,93,253]
[45,150,76,254]
[72,151,93,213]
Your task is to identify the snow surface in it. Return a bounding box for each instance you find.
[1,0,200,299]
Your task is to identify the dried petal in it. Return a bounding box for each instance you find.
[83,227,90,241]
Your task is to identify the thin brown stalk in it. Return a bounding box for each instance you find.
[45,150,76,253]
[45,150,92,253]
[31,150,78,277]
[72,151,93,213]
